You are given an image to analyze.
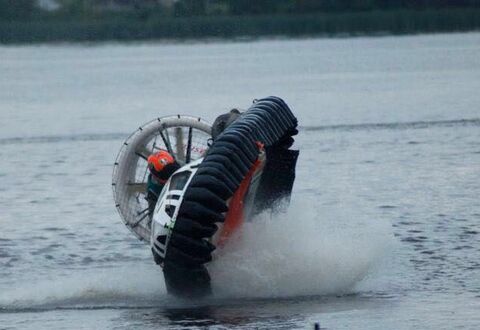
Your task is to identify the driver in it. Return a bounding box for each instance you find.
[146,108,242,215]
[146,150,180,215]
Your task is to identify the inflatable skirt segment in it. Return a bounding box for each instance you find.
[158,96,299,297]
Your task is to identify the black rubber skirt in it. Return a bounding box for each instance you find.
[158,96,299,297]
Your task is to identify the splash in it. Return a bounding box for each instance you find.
[0,198,393,309]
[209,197,393,298]
[0,264,167,309]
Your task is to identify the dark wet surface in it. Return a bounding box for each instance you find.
[1,33,480,329]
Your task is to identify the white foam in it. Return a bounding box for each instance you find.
[0,264,167,309]
[209,197,394,298]
[1,198,393,308]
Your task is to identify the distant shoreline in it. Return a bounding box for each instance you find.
[1,8,479,44]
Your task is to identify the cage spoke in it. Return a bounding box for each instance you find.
[175,127,185,163]
[186,127,193,163]
[135,145,151,161]
[159,128,174,157]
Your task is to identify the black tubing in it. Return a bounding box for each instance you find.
[192,168,236,194]
[161,96,299,297]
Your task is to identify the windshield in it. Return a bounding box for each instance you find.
[169,171,191,191]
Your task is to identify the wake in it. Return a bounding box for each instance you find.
[0,197,393,310]
[210,197,393,298]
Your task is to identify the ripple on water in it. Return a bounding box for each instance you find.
[0,251,11,258]
[413,244,425,250]
[453,245,474,250]
[463,230,478,235]
[407,229,423,233]
[31,236,48,240]
[81,257,94,264]
[401,236,428,243]
[42,227,66,232]
[430,255,447,261]
[420,250,435,255]
[4,257,19,267]
[379,205,396,209]
[59,232,76,238]
[397,220,422,226]
[410,258,427,265]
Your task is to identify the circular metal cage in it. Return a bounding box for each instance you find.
[112,116,212,242]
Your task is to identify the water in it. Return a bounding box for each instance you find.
[1,33,480,329]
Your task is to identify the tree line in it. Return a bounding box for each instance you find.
[2,0,480,21]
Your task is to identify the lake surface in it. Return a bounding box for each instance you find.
[1,33,479,329]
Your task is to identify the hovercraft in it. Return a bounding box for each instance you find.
[112,96,299,297]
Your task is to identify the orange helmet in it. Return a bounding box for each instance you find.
[147,150,175,172]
